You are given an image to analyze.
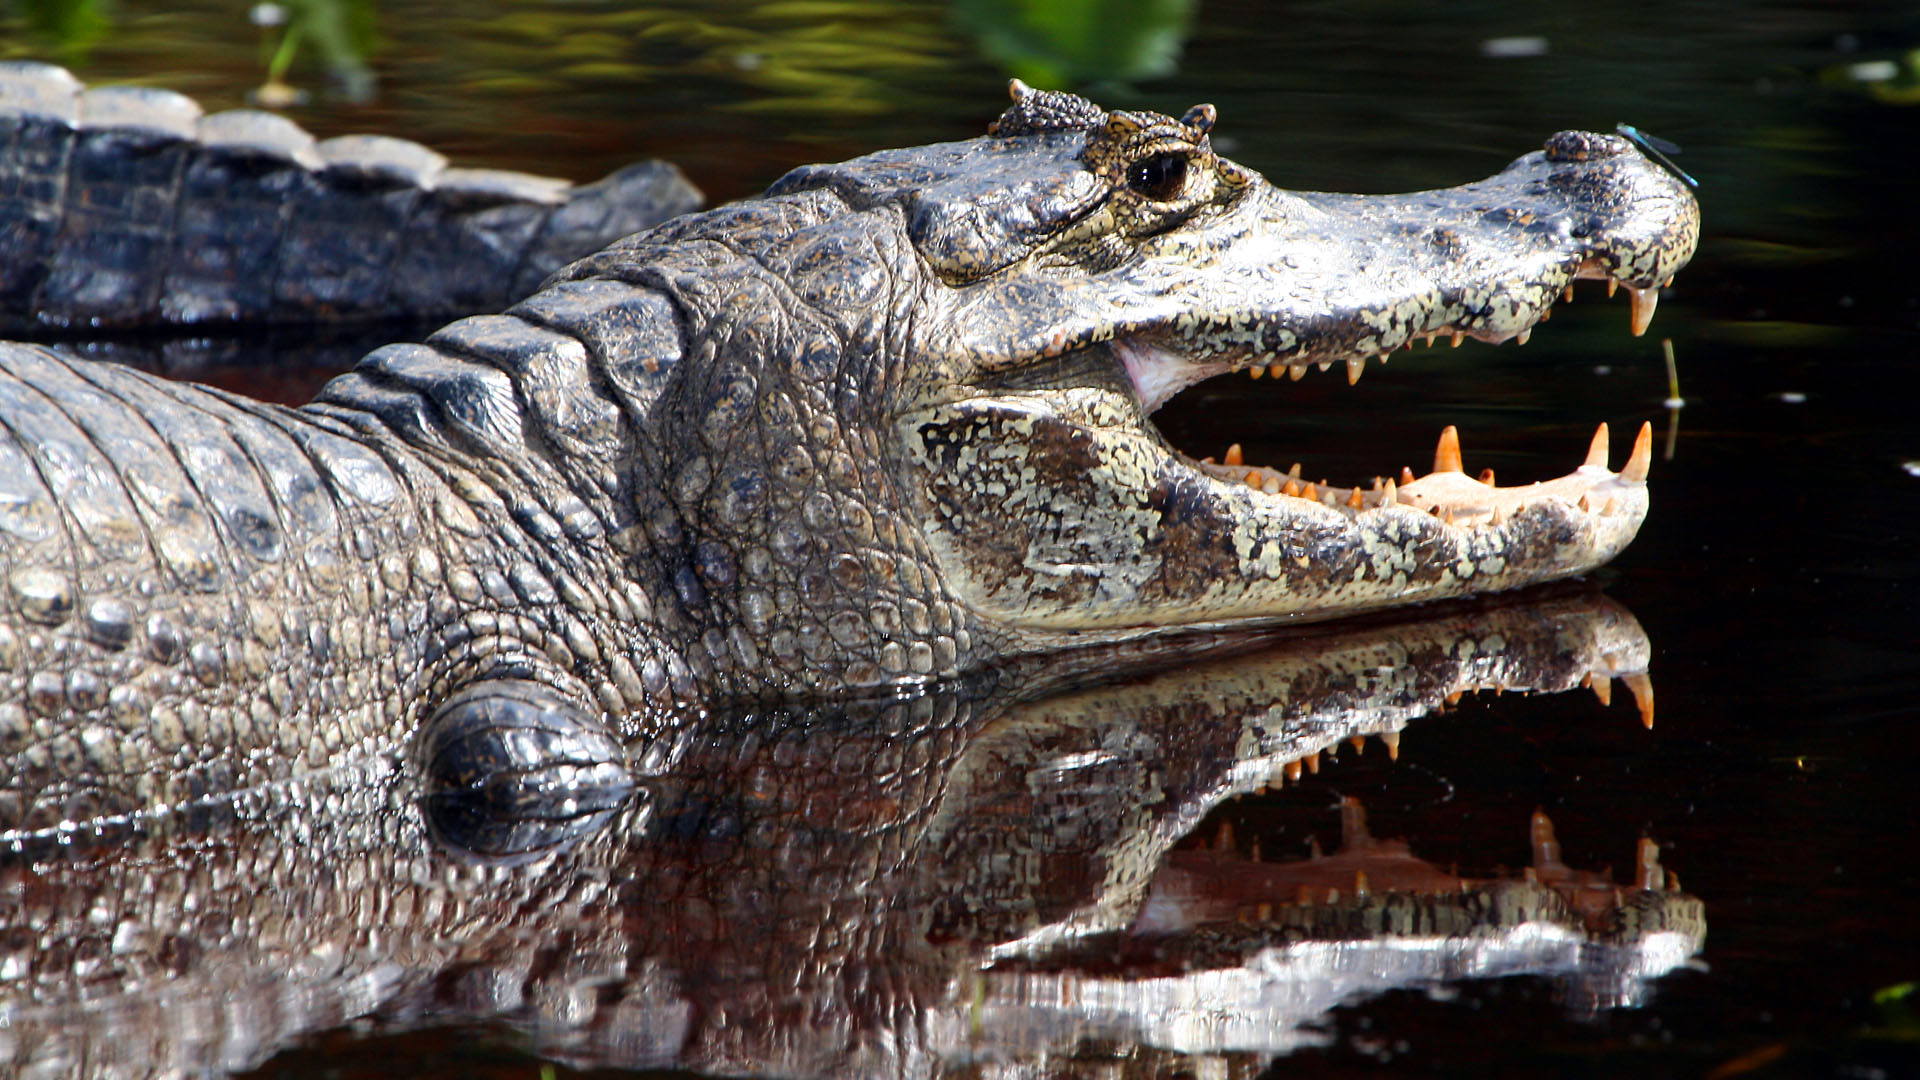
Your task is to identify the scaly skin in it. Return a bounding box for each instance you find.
[0,61,701,334]
[0,592,1700,1079]
[0,83,1697,838]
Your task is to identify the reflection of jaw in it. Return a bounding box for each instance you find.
[916,587,1696,1066]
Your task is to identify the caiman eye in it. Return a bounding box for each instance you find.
[1127,152,1189,201]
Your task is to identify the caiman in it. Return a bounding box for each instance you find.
[0,81,1698,841]
[0,61,702,336]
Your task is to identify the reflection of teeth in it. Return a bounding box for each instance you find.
[1637,837,1663,889]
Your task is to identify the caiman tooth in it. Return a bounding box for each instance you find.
[1346,354,1366,385]
[1249,364,1265,379]
[1622,420,1653,482]
[1628,284,1660,336]
[1400,465,1416,485]
[1346,487,1364,509]
[1637,837,1663,889]
[1624,672,1655,728]
[1532,810,1561,868]
[1564,283,1576,302]
[1223,442,1244,466]
[1316,361,1331,373]
[1516,327,1532,345]
[1591,672,1613,706]
[1381,477,1397,506]
[1478,467,1496,485]
[1608,279,1620,298]
[1433,425,1464,474]
[1288,364,1308,381]
[1449,331,1464,348]
[1584,422,1611,469]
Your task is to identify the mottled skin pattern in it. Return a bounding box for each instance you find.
[0,62,701,334]
[0,594,1700,1079]
[0,84,1697,839]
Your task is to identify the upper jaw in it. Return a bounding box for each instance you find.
[1112,130,1701,406]
[933,130,1696,402]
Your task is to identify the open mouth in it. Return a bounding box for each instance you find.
[1114,270,1663,537]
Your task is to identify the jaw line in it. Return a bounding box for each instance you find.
[1105,330,1652,551]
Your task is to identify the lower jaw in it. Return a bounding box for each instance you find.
[1189,419,1651,532]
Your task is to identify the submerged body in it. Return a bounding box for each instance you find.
[0,83,1698,838]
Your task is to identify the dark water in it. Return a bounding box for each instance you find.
[4,1,1917,1077]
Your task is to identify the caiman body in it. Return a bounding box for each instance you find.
[0,61,701,335]
[0,82,1698,838]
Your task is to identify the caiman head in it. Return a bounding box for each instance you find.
[878,85,1695,641]
[554,82,1697,693]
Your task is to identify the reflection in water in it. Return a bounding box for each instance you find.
[0,589,1698,1079]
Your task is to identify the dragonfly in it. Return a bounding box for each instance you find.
[1616,123,1699,188]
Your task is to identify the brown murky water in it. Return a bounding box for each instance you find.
[4,1,1917,1077]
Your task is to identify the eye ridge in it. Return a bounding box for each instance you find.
[1127,152,1189,201]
